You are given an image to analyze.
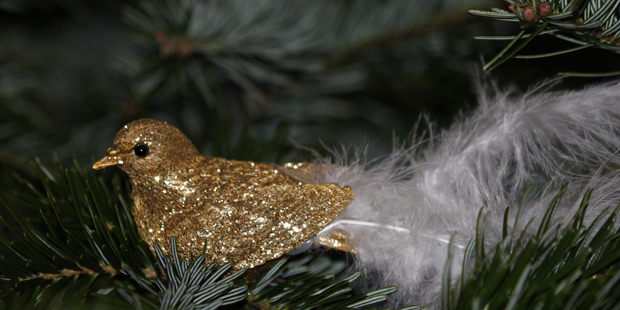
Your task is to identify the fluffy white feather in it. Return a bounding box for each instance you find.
[313,78,620,308]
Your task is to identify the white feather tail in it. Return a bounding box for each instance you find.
[315,79,620,308]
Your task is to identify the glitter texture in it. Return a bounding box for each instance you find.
[317,229,356,253]
[93,119,354,269]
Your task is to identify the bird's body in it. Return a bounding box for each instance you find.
[93,119,353,269]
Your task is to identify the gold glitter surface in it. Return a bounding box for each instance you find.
[317,230,356,253]
[93,119,354,270]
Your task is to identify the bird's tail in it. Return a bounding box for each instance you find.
[315,77,620,308]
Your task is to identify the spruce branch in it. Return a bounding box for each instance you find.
[120,238,247,310]
[0,274,135,310]
[123,0,330,115]
[0,157,159,286]
[247,255,406,310]
[0,158,410,309]
[447,187,620,309]
[123,0,497,116]
[470,0,620,75]
[122,237,408,310]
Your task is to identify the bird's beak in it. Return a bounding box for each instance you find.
[93,147,123,170]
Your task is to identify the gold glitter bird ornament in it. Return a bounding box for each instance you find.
[93,119,354,270]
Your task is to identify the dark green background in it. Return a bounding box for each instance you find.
[1,0,618,187]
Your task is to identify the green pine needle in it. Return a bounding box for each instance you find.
[446,187,620,309]
[120,238,247,310]
[0,157,159,284]
[0,159,407,309]
[470,0,620,74]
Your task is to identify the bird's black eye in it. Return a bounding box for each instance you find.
[133,143,150,158]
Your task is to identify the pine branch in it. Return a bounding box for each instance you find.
[123,0,495,115]
[120,237,410,310]
[0,157,159,286]
[0,159,409,309]
[470,0,620,75]
[0,274,136,310]
[247,257,398,310]
[120,238,247,310]
[447,186,620,309]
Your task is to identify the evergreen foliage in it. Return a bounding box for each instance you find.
[245,257,400,310]
[3,0,620,309]
[470,0,620,75]
[0,159,405,309]
[123,0,492,116]
[446,188,620,309]
[0,158,159,308]
[120,239,247,309]
[0,0,502,177]
[5,152,620,309]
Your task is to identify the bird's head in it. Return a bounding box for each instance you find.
[93,118,201,176]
